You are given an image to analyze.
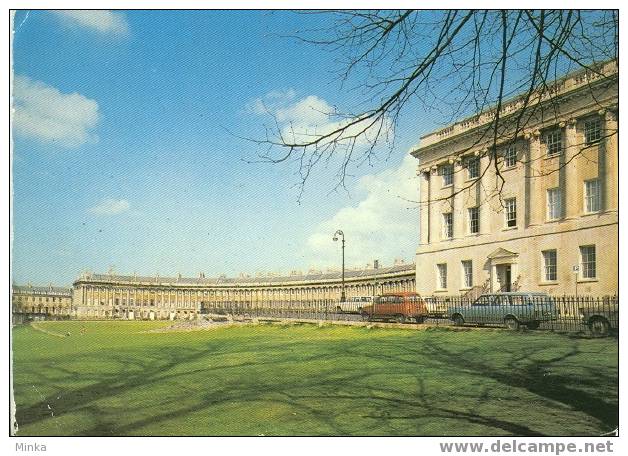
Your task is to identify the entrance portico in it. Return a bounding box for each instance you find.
[487,248,519,292]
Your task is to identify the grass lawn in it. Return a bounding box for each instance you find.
[11,321,617,436]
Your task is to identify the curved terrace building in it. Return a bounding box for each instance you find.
[72,263,416,319]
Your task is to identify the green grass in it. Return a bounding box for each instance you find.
[12,321,617,436]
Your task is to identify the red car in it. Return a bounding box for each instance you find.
[361,292,428,324]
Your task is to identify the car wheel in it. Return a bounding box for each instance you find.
[361,312,371,322]
[415,316,425,324]
[452,315,464,326]
[395,314,406,324]
[527,321,540,330]
[504,317,520,331]
[589,317,610,337]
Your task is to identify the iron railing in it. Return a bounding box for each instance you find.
[200,294,618,336]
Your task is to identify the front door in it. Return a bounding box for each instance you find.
[497,264,512,292]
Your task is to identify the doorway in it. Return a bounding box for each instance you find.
[496,264,512,292]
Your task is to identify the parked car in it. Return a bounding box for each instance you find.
[336,296,373,313]
[361,292,428,323]
[448,292,557,330]
[580,301,618,336]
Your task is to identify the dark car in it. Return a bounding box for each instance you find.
[580,301,618,336]
[361,292,428,324]
[448,292,557,330]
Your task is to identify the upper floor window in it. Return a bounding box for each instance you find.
[583,118,602,146]
[580,245,596,279]
[547,187,562,220]
[584,179,601,213]
[504,145,517,168]
[544,129,563,157]
[442,212,453,239]
[542,250,557,282]
[468,207,480,234]
[466,157,479,179]
[504,198,517,227]
[441,165,453,187]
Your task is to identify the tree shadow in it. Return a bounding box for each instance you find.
[13,327,618,436]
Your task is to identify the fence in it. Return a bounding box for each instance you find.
[201,294,618,336]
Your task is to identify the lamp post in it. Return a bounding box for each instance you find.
[333,230,346,302]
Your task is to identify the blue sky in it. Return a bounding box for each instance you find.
[11,10,433,285]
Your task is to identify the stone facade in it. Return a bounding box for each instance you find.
[12,284,73,318]
[412,61,618,297]
[71,264,416,320]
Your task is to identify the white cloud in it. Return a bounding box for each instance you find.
[13,75,100,147]
[246,88,296,115]
[52,10,129,35]
[88,198,130,216]
[249,90,393,146]
[305,154,420,268]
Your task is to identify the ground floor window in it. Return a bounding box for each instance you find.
[437,263,447,289]
[580,245,596,279]
[542,249,557,281]
[461,260,473,288]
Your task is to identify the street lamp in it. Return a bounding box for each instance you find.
[333,229,346,302]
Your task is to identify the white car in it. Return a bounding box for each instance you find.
[336,296,373,313]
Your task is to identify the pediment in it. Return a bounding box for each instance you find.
[486,247,518,259]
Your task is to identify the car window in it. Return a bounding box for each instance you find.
[473,296,491,306]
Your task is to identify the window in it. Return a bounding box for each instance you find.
[437,264,448,289]
[504,145,517,167]
[504,198,517,227]
[542,250,557,282]
[580,245,596,279]
[462,260,473,288]
[583,118,602,146]
[441,165,453,186]
[547,188,562,220]
[466,157,479,179]
[473,295,492,306]
[442,212,453,239]
[584,179,601,213]
[468,207,480,234]
[545,129,563,156]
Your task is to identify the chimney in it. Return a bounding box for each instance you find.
[373,259,379,269]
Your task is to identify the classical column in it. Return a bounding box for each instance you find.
[563,119,579,219]
[526,132,544,225]
[603,109,618,212]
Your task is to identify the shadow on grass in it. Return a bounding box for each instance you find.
[14,329,618,436]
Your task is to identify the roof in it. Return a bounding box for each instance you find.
[411,60,618,155]
[12,285,72,295]
[75,263,416,286]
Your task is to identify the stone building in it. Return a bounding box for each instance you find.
[412,61,618,297]
[12,284,73,322]
[71,263,416,320]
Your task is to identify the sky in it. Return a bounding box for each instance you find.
[11,10,459,284]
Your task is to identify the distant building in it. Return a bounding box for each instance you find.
[411,61,618,296]
[12,284,73,323]
[71,263,416,320]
